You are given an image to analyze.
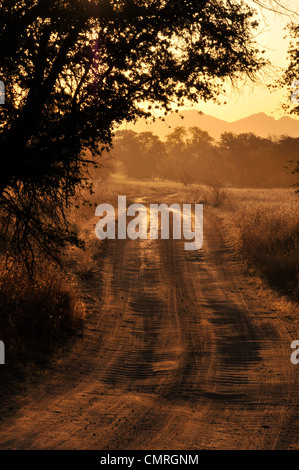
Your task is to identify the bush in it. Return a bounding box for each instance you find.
[238,209,299,301]
[0,261,85,370]
[193,181,229,207]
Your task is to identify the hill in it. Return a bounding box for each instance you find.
[119,111,299,140]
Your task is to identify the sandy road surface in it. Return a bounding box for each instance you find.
[0,187,298,449]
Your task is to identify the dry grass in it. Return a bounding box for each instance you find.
[221,187,299,302]
[0,259,85,373]
[193,182,229,207]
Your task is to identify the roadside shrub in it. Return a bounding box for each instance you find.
[0,260,85,370]
[238,209,299,301]
[193,181,229,207]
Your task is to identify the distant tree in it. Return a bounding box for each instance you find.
[186,127,220,184]
[219,132,269,186]
[165,127,187,153]
[114,130,166,179]
[0,0,267,266]
[113,130,140,177]
[218,132,297,187]
[164,127,188,183]
[187,127,214,148]
[164,126,218,185]
[136,132,167,179]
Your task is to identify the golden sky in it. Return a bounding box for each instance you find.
[189,0,299,122]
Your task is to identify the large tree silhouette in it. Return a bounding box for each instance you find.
[0,0,267,265]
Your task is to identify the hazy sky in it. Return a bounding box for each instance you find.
[187,1,299,122]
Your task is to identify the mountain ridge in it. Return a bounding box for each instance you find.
[120,111,299,140]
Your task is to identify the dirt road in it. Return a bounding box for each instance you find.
[0,187,298,449]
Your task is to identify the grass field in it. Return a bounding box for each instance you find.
[194,184,299,303]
